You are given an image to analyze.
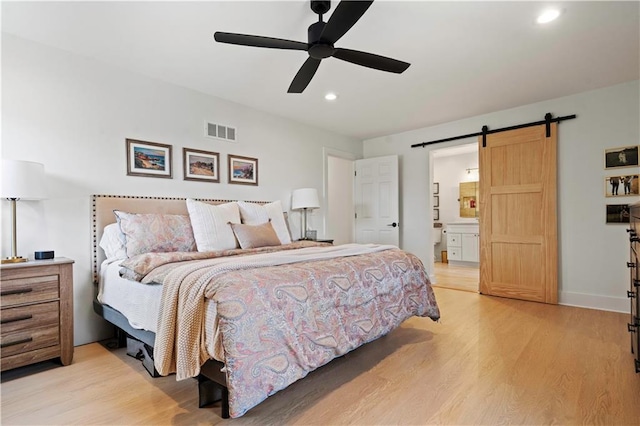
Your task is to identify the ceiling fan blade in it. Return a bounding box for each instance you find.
[320,1,373,44]
[333,48,410,73]
[214,32,308,51]
[288,57,322,93]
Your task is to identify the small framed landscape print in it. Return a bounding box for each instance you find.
[434,208,439,221]
[605,175,639,197]
[183,148,219,183]
[228,154,258,186]
[605,145,639,169]
[433,182,440,194]
[606,204,630,224]
[126,139,172,179]
[434,195,440,207]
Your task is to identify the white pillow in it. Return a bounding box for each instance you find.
[186,199,241,251]
[237,200,292,244]
[99,223,127,260]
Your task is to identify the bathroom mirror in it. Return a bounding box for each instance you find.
[460,181,479,218]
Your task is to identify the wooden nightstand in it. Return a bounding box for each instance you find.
[0,258,74,371]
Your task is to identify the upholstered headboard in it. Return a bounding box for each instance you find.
[91,195,268,283]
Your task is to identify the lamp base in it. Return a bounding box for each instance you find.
[2,256,28,264]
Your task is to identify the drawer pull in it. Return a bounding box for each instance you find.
[0,314,33,324]
[0,288,33,297]
[0,337,33,348]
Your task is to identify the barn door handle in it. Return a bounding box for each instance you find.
[387,222,398,228]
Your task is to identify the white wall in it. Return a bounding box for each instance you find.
[1,34,362,345]
[364,80,640,312]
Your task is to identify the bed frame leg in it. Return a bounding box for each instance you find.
[116,327,127,348]
[198,375,230,419]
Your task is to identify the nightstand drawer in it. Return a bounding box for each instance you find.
[1,301,59,334]
[0,324,60,358]
[0,275,59,308]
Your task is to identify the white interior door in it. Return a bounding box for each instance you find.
[354,155,399,246]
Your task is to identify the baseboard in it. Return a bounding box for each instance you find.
[448,260,479,268]
[559,291,628,313]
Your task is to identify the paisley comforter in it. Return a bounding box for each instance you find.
[125,243,440,418]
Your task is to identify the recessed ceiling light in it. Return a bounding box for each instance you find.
[537,9,561,24]
[324,92,338,101]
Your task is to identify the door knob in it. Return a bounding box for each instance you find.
[387,222,398,228]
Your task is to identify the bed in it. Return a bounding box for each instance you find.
[92,194,440,418]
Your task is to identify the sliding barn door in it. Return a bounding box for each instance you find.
[479,124,558,304]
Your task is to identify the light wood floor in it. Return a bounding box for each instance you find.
[431,261,479,293]
[2,287,639,425]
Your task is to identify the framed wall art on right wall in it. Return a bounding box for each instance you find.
[604,145,639,169]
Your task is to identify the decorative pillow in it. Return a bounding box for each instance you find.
[113,211,196,257]
[230,220,281,249]
[237,200,292,244]
[186,199,241,251]
[99,223,127,260]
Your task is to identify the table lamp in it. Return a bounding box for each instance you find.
[291,188,320,240]
[1,160,46,263]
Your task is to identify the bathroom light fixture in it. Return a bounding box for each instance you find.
[537,9,560,24]
[324,92,338,101]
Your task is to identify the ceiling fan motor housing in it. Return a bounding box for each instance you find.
[308,21,335,59]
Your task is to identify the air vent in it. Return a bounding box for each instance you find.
[205,121,237,142]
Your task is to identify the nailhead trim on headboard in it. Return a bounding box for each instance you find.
[91,194,269,284]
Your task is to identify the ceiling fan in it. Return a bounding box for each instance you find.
[213,0,410,94]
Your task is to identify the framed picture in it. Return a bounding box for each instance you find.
[605,175,638,197]
[606,204,630,224]
[183,148,219,183]
[434,208,439,221]
[434,195,440,207]
[126,139,172,178]
[228,154,258,186]
[433,182,440,194]
[605,145,639,169]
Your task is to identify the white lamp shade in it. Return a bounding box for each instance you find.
[291,188,320,210]
[1,160,46,200]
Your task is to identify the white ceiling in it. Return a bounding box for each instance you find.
[2,1,638,140]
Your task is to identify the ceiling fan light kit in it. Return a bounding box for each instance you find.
[214,0,410,94]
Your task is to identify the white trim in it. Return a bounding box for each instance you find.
[559,291,628,313]
[323,147,358,242]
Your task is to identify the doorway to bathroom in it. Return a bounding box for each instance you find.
[431,142,479,292]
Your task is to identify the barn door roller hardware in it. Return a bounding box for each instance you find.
[411,113,577,149]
